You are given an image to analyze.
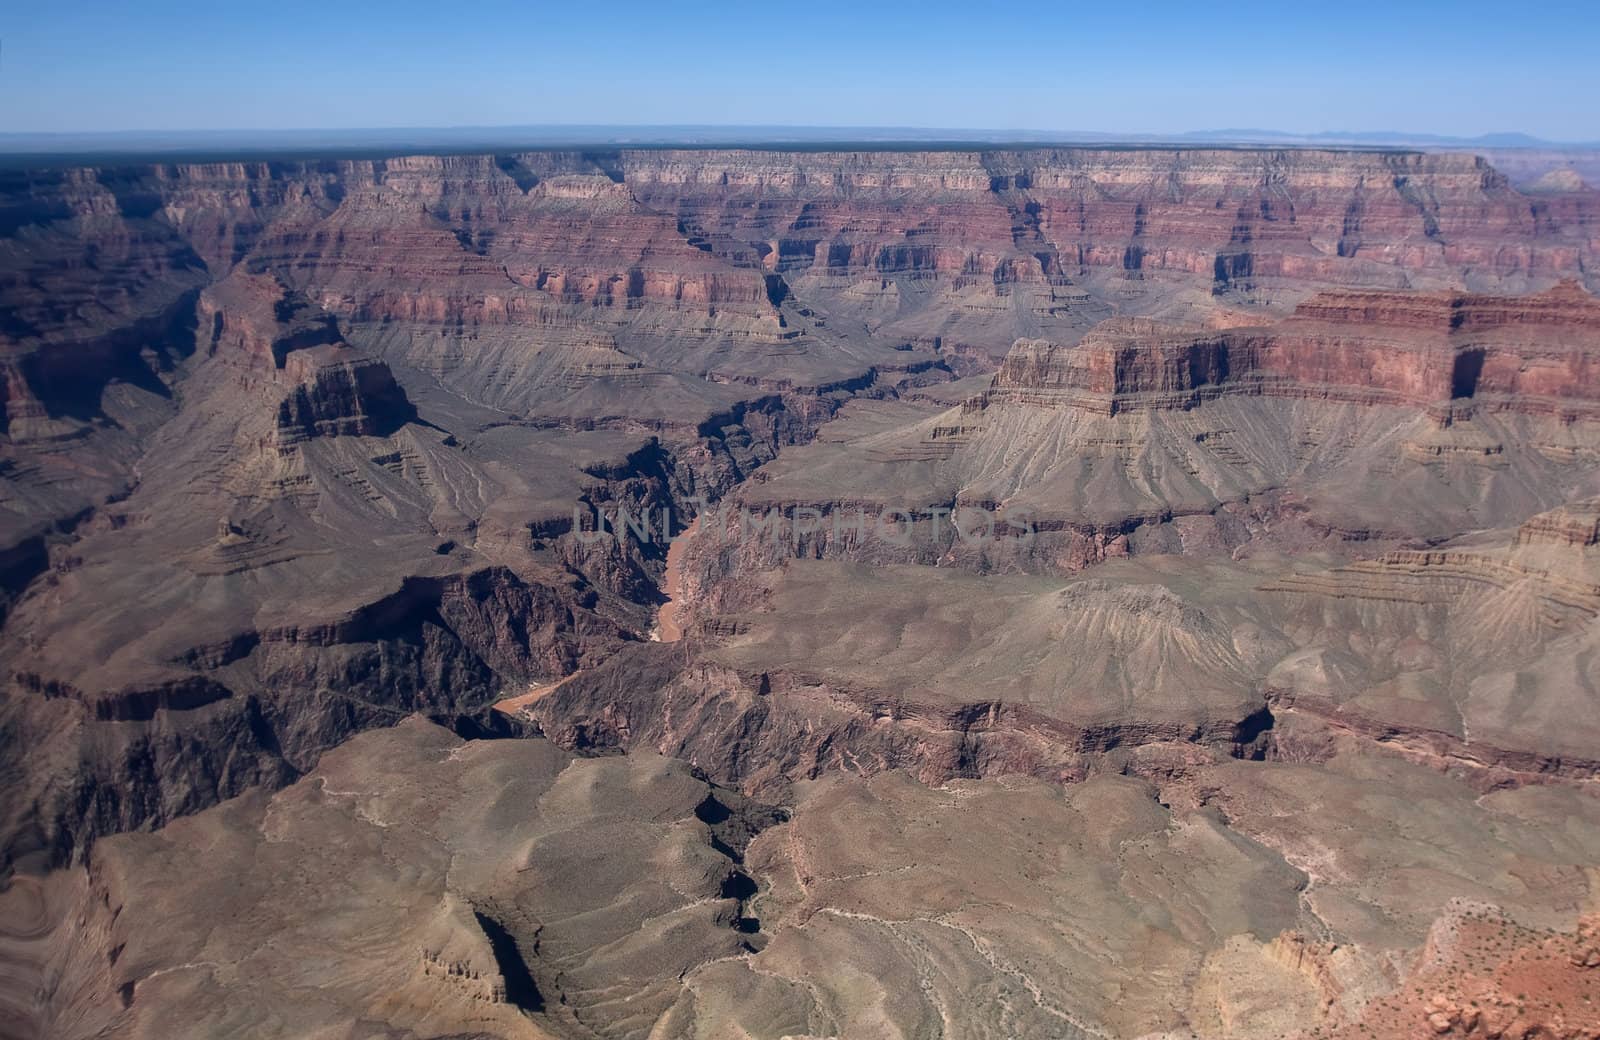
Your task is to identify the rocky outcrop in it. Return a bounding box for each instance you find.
[198,272,419,443]
[977,280,1600,419]
[0,720,781,1040]
[1321,909,1600,1039]
[0,560,628,871]
[273,348,413,442]
[1517,497,1600,547]
[13,720,1596,1040]
[986,322,1238,414]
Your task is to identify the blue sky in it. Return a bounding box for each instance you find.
[4,1,1598,138]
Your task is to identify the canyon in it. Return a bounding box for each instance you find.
[2,145,1600,1039]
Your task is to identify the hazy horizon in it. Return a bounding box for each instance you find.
[1,123,1591,144]
[1,124,1595,166]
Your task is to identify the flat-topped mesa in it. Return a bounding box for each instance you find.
[983,321,1235,415]
[1266,279,1600,415]
[197,273,416,442]
[274,347,414,442]
[1516,498,1600,548]
[1287,278,1600,331]
[618,149,1001,193]
[979,281,1600,418]
[519,263,772,310]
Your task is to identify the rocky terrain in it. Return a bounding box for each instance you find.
[5,720,1596,1039]
[2,145,1600,1038]
[694,280,1600,581]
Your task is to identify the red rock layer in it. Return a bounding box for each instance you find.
[982,281,1600,418]
[625,148,1600,289]
[1324,911,1600,1040]
[4,146,1597,440]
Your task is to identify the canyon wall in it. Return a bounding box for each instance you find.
[5,145,1600,1040]
[980,279,1600,417]
[2,145,1598,871]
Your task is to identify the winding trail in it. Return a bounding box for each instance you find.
[492,675,578,716]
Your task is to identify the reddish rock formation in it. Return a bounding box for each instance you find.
[628,149,1599,340]
[1323,911,1600,1040]
[978,280,1600,419]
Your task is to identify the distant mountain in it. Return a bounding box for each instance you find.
[0,124,1596,162]
[1180,128,1595,148]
